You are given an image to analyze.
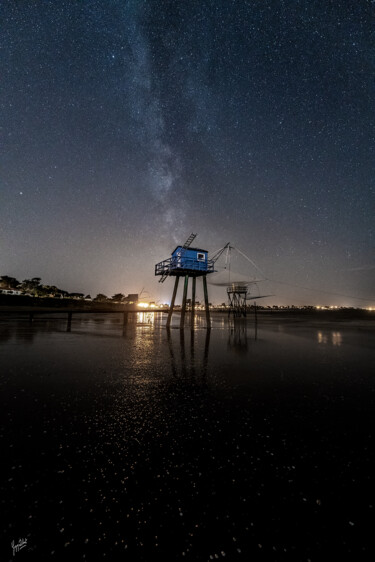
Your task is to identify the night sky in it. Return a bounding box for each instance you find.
[1,0,374,306]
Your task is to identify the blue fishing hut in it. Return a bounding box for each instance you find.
[155,233,215,328]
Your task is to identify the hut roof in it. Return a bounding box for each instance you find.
[171,246,207,255]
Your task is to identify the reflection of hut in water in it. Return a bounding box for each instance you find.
[166,328,211,381]
[227,320,249,354]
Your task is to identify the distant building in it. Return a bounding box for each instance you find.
[0,289,22,295]
[123,294,138,304]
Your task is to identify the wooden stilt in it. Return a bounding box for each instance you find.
[191,276,196,330]
[167,277,179,328]
[190,329,195,378]
[166,327,178,379]
[123,312,128,325]
[203,275,211,329]
[180,329,186,375]
[202,327,211,378]
[180,275,189,328]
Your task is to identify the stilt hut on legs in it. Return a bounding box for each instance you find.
[155,234,215,329]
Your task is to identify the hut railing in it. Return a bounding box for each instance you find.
[155,257,215,276]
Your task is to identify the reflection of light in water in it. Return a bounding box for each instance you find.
[131,314,157,374]
[137,312,155,324]
[317,332,327,344]
[332,332,342,346]
[317,331,342,346]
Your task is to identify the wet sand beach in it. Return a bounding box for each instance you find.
[1,312,374,560]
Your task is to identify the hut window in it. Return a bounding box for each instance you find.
[197,253,205,261]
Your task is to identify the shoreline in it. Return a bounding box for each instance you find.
[1,305,374,330]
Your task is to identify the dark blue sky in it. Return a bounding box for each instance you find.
[1,0,374,305]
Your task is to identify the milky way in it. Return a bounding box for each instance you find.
[1,0,374,305]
